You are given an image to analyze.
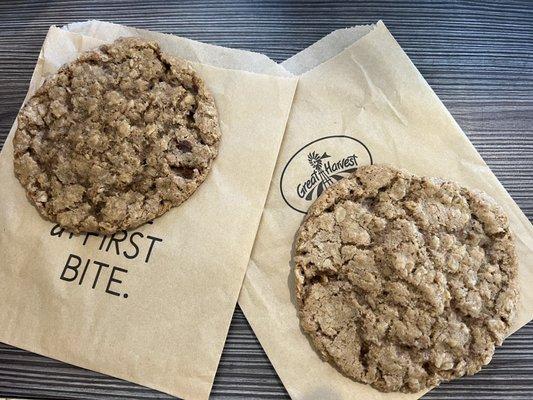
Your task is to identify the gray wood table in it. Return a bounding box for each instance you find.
[0,0,531,399]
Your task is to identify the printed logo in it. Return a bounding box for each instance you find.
[280,135,372,213]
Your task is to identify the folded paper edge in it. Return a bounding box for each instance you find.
[280,22,380,74]
[63,20,294,78]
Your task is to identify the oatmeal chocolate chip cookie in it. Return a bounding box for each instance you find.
[294,165,518,393]
[13,37,221,234]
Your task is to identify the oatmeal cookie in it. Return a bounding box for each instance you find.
[294,164,518,392]
[13,37,220,234]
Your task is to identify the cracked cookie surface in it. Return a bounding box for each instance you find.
[13,37,220,234]
[294,164,518,393]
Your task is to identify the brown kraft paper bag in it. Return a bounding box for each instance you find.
[0,22,297,400]
[238,21,533,400]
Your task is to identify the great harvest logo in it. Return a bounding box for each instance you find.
[280,135,372,213]
[298,151,358,201]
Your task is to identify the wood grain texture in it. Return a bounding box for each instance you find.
[0,0,531,399]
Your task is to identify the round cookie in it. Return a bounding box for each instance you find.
[294,164,518,393]
[13,37,221,234]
